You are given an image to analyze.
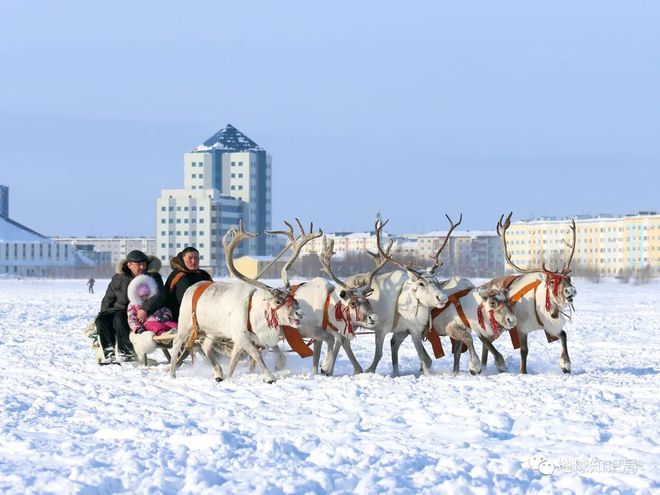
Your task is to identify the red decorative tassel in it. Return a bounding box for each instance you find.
[477,303,485,331]
[489,310,500,339]
[334,301,354,336]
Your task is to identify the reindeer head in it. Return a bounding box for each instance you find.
[263,287,303,329]
[477,285,517,335]
[223,219,321,331]
[374,215,462,309]
[319,233,383,330]
[498,212,578,315]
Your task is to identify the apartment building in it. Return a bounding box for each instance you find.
[505,212,659,276]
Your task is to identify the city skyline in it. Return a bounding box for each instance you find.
[1,1,658,237]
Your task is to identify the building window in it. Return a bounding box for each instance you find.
[238,185,243,190]
[199,174,203,178]
[231,173,236,178]
[231,161,236,167]
[161,231,166,236]
[231,185,236,190]
[177,207,181,211]
[192,186,196,189]
[161,219,166,223]
[239,173,243,178]
[161,243,166,248]
[161,207,166,211]
[239,161,243,166]
[192,174,197,178]
[199,207,205,211]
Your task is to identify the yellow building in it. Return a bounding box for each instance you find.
[232,255,286,280]
[505,212,659,277]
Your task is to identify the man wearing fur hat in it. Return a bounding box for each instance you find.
[95,250,166,364]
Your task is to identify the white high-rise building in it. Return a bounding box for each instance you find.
[156,124,273,273]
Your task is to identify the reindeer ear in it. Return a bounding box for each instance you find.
[477,286,489,300]
[339,290,349,300]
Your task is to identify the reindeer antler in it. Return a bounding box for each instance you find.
[428,213,462,274]
[223,220,274,292]
[319,236,351,290]
[373,218,422,279]
[562,218,577,274]
[497,212,538,274]
[268,218,322,288]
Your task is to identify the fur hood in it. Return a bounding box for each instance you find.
[127,274,159,305]
[170,254,200,273]
[115,255,162,276]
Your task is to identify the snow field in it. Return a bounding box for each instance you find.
[0,278,658,494]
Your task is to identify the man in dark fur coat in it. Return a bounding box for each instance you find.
[165,247,212,321]
[96,250,166,364]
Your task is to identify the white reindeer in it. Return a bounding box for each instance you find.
[169,221,320,382]
[294,232,389,375]
[480,213,578,374]
[400,278,518,375]
[346,217,457,376]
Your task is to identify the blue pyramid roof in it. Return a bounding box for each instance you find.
[198,124,262,152]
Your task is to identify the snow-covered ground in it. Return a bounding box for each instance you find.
[0,278,658,494]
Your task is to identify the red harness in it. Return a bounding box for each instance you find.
[333,295,362,336]
[477,303,503,339]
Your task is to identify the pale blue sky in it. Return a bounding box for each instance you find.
[1,1,658,236]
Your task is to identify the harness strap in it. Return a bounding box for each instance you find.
[321,288,339,332]
[188,281,214,364]
[247,291,254,333]
[168,272,186,294]
[431,288,472,328]
[506,278,559,348]
[427,288,472,358]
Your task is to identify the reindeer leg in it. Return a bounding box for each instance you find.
[410,333,433,376]
[341,335,363,374]
[228,346,243,377]
[200,337,224,382]
[242,339,277,383]
[320,333,338,376]
[365,330,386,373]
[272,346,287,372]
[481,342,489,368]
[447,322,463,374]
[451,337,462,374]
[312,339,323,374]
[479,335,507,373]
[519,331,529,374]
[390,331,408,377]
[559,330,571,373]
[452,326,480,375]
[169,327,188,378]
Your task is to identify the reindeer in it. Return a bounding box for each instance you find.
[299,232,388,375]
[480,213,578,374]
[408,278,518,375]
[346,217,455,376]
[253,223,389,376]
[386,215,517,375]
[169,220,321,383]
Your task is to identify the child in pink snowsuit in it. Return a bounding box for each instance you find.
[127,275,177,336]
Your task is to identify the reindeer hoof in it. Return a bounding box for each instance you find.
[561,367,571,374]
[215,376,224,382]
[263,376,277,384]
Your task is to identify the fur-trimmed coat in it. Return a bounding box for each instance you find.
[99,256,166,315]
[126,274,174,333]
[164,255,212,321]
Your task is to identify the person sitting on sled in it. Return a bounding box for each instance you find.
[126,274,177,364]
